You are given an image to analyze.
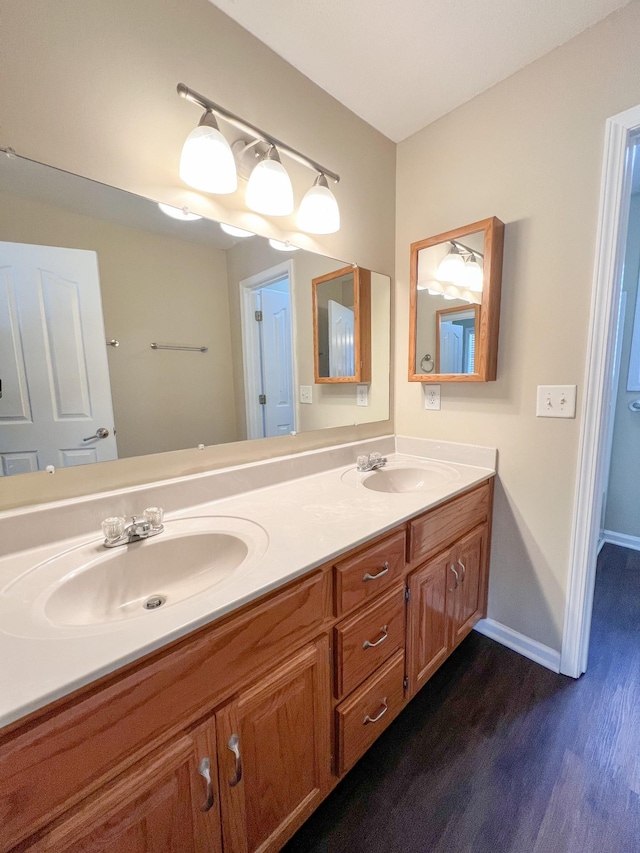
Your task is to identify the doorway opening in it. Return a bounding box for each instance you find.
[239,261,297,440]
[563,106,640,677]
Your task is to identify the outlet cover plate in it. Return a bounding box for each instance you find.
[356,384,369,406]
[299,385,312,405]
[423,384,441,411]
[536,385,577,418]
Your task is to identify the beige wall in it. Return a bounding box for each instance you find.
[0,0,395,509]
[396,1,640,652]
[605,193,640,537]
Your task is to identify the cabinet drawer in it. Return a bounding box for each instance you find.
[409,482,490,565]
[334,585,406,699]
[0,570,330,853]
[335,650,405,775]
[334,529,406,616]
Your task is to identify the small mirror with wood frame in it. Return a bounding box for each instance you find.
[312,265,371,383]
[409,217,504,382]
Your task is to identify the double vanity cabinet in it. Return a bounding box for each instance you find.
[0,477,493,853]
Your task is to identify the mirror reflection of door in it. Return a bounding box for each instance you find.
[435,305,479,375]
[0,241,118,475]
[315,270,356,379]
[327,299,355,377]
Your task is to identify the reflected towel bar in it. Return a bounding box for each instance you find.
[150,343,209,352]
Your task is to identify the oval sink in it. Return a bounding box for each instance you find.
[341,460,459,493]
[1,516,269,635]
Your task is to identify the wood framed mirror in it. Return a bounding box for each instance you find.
[312,265,371,383]
[409,217,504,382]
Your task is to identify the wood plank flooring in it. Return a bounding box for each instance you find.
[283,544,640,853]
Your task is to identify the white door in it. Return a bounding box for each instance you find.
[261,287,294,436]
[0,242,117,475]
[440,322,464,373]
[328,299,355,377]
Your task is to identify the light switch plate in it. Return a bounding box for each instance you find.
[423,384,441,411]
[536,385,577,418]
[356,385,369,407]
[299,385,312,404]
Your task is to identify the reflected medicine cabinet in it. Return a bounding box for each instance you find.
[409,217,504,382]
[312,265,371,383]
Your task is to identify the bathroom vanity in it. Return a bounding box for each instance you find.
[0,440,494,852]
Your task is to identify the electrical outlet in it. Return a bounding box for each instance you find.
[299,385,312,405]
[536,385,577,418]
[356,385,369,406]
[423,384,441,411]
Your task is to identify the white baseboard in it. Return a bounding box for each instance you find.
[474,618,561,673]
[601,530,640,553]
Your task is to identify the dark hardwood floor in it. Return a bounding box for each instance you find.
[283,544,640,853]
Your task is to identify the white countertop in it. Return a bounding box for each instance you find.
[0,440,495,729]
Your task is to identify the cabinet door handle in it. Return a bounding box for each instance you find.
[198,757,215,812]
[449,564,460,591]
[227,734,243,787]
[363,625,389,649]
[457,558,466,583]
[364,698,388,724]
[363,561,390,582]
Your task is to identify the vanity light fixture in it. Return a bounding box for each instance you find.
[268,239,300,252]
[177,83,340,231]
[219,223,255,238]
[436,243,466,282]
[463,254,484,292]
[179,109,238,194]
[158,203,202,221]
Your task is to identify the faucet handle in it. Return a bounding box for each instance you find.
[102,516,125,543]
[143,506,164,530]
[356,454,369,471]
[369,452,382,464]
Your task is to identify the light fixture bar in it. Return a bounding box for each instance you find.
[451,239,484,258]
[177,83,340,184]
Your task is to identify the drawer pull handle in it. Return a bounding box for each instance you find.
[363,561,390,582]
[228,734,243,787]
[449,564,460,591]
[457,558,466,582]
[198,757,215,812]
[363,625,389,649]
[364,698,388,725]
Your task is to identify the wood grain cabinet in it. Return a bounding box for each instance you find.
[1,479,494,853]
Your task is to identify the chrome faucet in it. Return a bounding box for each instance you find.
[101,508,164,548]
[356,452,388,472]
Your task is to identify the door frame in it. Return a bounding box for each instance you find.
[561,104,640,677]
[239,260,298,440]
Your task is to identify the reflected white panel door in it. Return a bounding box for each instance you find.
[439,323,464,373]
[0,242,117,475]
[261,287,294,436]
[328,299,354,377]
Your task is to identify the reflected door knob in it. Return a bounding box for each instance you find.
[83,427,110,442]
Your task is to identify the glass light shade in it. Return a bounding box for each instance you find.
[463,256,484,292]
[297,174,340,234]
[436,245,465,283]
[179,114,238,194]
[268,239,299,252]
[246,148,294,216]
[220,223,255,238]
[158,203,202,221]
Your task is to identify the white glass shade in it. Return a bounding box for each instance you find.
[246,149,294,216]
[463,256,484,292]
[179,119,238,194]
[297,175,340,234]
[268,239,299,252]
[220,223,255,238]
[158,203,202,221]
[436,246,465,283]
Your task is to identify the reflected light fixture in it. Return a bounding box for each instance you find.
[220,223,255,238]
[463,254,484,292]
[177,83,340,232]
[268,239,300,252]
[179,110,237,194]
[297,173,340,234]
[246,146,294,216]
[158,203,202,221]
[436,244,465,282]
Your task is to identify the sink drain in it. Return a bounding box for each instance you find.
[143,595,166,610]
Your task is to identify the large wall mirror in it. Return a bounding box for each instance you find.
[408,217,504,382]
[0,153,391,478]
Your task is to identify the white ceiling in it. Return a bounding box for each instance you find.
[208,0,632,142]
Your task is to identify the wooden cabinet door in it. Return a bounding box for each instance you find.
[25,719,222,852]
[406,549,450,697]
[449,524,487,648]
[216,636,332,853]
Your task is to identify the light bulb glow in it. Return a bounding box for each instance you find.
[158,203,202,221]
[436,245,465,283]
[179,113,238,194]
[297,174,340,234]
[220,223,255,238]
[246,148,294,216]
[268,239,299,252]
[463,256,484,292]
